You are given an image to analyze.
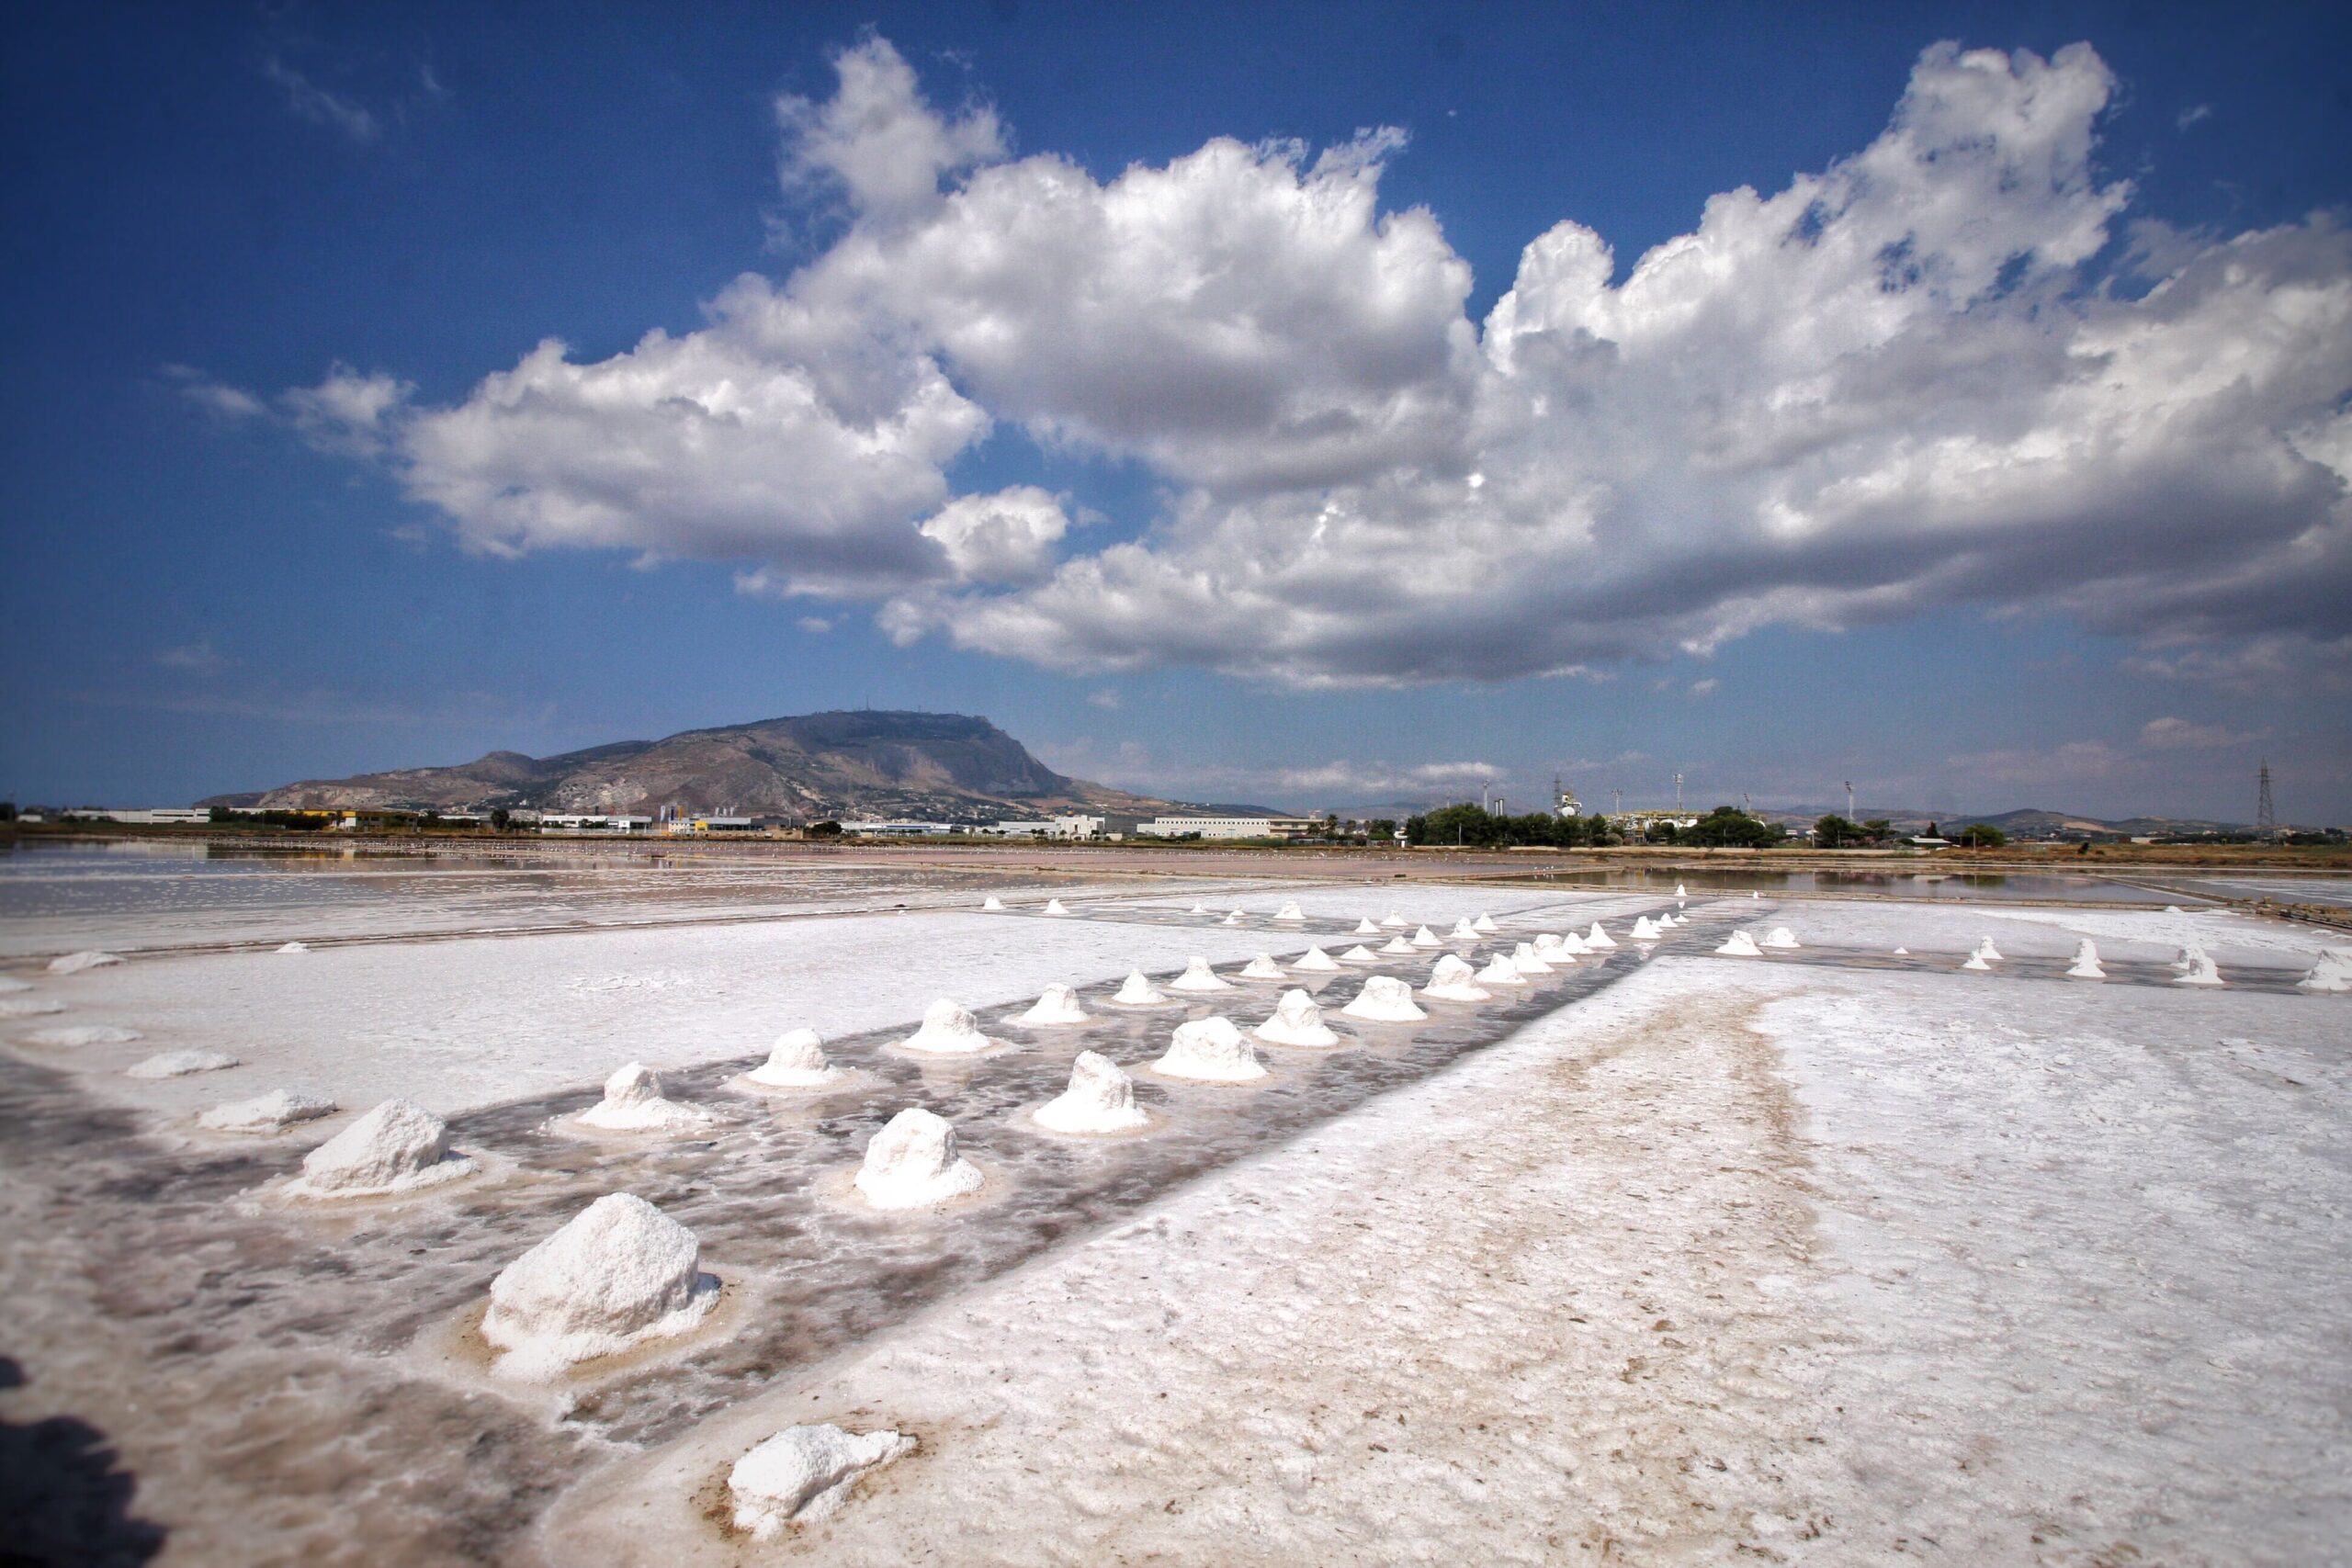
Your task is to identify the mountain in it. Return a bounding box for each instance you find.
[203,710,1179,822]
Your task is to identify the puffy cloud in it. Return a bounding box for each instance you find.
[298,37,2352,688]
[284,364,414,458]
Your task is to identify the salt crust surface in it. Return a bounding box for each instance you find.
[198,1089,336,1134]
[577,1062,718,1132]
[287,1097,475,1198]
[1033,1051,1148,1134]
[560,941,2352,1566]
[728,1425,916,1540]
[482,1192,714,1379]
[854,1108,984,1208]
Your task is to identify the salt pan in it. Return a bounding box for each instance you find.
[1034,1052,1148,1134]
[199,1089,337,1134]
[1342,975,1427,1023]
[729,1425,916,1540]
[1290,946,1340,973]
[577,1062,717,1132]
[899,998,998,1054]
[745,1029,850,1089]
[2066,941,2106,980]
[856,1107,985,1209]
[1762,927,1800,950]
[1422,953,1490,1003]
[1253,988,1340,1048]
[48,951,122,975]
[127,1049,238,1078]
[1166,956,1234,993]
[1109,970,1170,1006]
[21,1025,141,1047]
[1476,955,1527,986]
[1715,931,1762,957]
[1584,923,1616,949]
[481,1193,715,1377]
[1153,1016,1265,1082]
[1017,984,1091,1026]
[289,1098,474,1198]
[1239,953,1286,980]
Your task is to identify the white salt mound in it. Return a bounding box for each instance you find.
[1254,988,1340,1048]
[1381,912,1409,929]
[855,1107,985,1209]
[2165,905,2186,914]
[1239,953,1286,980]
[290,1098,474,1198]
[1675,883,1688,897]
[1034,1051,1148,1134]
[1409,925,1442,948]
[578,1062,717,1133]
[899,998,995,1055]
[2175,949,2224,987]
[981,896,1005,912]
[1353,918,1382,935]
[1342,975,1428,1024]
[1423,953,1490,1003]
[22,1025,142,1048]
[746,1029,850,1089]
[1191,903,1209,916]
[1340,944,1381,964]
[1110,970,1170,1006]
[1510,942,1553,976]
[48,951,122,976]
[1762,927,1800,950]
[2296,951,2352,993]
[276,941,309,954]
[481,1193,714,1378]
[0,998,67,1018]
[1153,1016,1265,1083]
[1448,918,1478,940]
[1291,945,1340,973]
[1380,935,1417,955]
[1555,931,1589,955]
[2066,940,2106,980]
[1476,955,1527,986]
[1042,898,1070,917]
[1629,916,1660,941]
[1532,933,1566,956]
[1962,950,1994,973]
[1017,984,1091,1026]
[1167,956,1234,993]
[1973,937,2004,964]
[127,1049,238,1078]
[1220,911,1244,926]
[1273,901,1306,922]
[1893,946,1910,956]
[1584,923,1616,950]
[1715,931,1762,957]
[729,1425,917,1540]
[1473,913,1498,934]
[199,1089,337,1134]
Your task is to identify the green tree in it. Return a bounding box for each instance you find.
[1365,818,1396,842]
[1814,813,1864,847]
[808,819,842,839]
[1957,823,2007,848]
[1681,806,1783,848]
[490,807,512,831]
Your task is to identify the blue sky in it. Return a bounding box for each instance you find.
[4,2,2348,823]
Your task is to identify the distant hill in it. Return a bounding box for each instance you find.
[204,710,1184,822]
[1753,804,2252,837]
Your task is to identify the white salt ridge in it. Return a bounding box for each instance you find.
[288,1098,475,1199]
[1584,923,1617,950]
[577,1062,717,1132]
[1273,901,1306,922]
[1290,946,1340,973]
[1153,1016,1265,1082]
[1342,976,1428,1023]
[1166,956,1233,993]
[2175,949,2224,987]
[198,1089,337,1134]
[1042,898,1070,917]
[1254,989,1340,1048]
[1476,954,1528,986]
[48,951,123,975]
[1762,927,1800,951]
[1629,916,1661,942]
[276,941,310,954]
[482,1192,716,1378]
[1017,984,1091,1026]
[2067,941,2107,980]
[1422,953,1491,1003]
[1034,1051,1148,1134]
[744,1029,851,1089]
[1339,945,1381,964]
[127,1049,239,1078]
[855,1108,985,1210]
[2299,951,2352,993]
[1352,918,1382,935]
[1379,935,1417,955]
[22,1024,142,1047]
[1239,953,1286,981]
[0,998,66,1018]
[981,896,1006,912]
[1109,971,1170,1007]
[1473,913,1498,934]
[1510,942,1553,977]
[729,1424,917,1540]
[1410,926,1443,948]
[1715,931,1763,957]
[899,998,997,1055]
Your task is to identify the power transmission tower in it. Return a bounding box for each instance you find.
[2257,760,2277,839]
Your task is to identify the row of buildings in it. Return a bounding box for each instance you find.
[39,805,1331,841]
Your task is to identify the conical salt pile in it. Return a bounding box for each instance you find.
[1584,922,1616,949]
[1715,931,1762,957]
[2174,948,2223,987]
[1629,916,1660,941]
[578,1062,717,1133]
[1034,1052,1148,1134]
[1153,1016,1265,1082]
[1353,918,1382,935]
[1167,956,1234,992]
[277,941,309,954]
[1973,937,2003,963]
[855,1108,984,1209]
[481,1193,715,1379]
[1240,953,1286,980]
[1674,883,1687,897]
[1254,988,1340,1047]
[1340,944,1382,964]
[1112,970,1170,1006]
[1291,946,1340,972]
[1510,942,1553,976]
[1273,901,1306,922]
[1380,935,1418,955]
[1893,946,1910,955]
[1474,913,1499,934]
[1555,931,1589,955]
[1476,954,1527,986]
[982,895,1005,911]
[1448,918,1478,941]
[747,1029,850,1089]
[899,998,996,1055]
[1423,953,1490,1003]
[289,1098,473,1198]
[1343,975,1428,1022]
[1043,898,1070,916]
[1532,933,1567,957]
[729,1425,917,1540]
[1191,903,1209,916]
[1018,984,1090,1026]
[2297,951,2352,993]
[1221,910,1244,926]
[1410,926,1443,948]
[2066,941,2106,980]
[1962,948,1994,973]
[1380,912,1409,929]
[1761,927,1800,950]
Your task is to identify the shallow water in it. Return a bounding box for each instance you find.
[1538,865,2188,904]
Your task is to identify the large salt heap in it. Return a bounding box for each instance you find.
[199,1089,337,1134]
[745,1029,851,1089]
[1254,988,1340,1048]
[1167,956,1234,993]
[1973,936,2004,964]
[2067,941,2106,980]
[1034,1052,1149,1134]
[1714,931,1762,957]
[1291,945,1340,973]
[1239,953,1287,980]
[855,1108,985,1209]
[1423,953,1490,1003]
[1153,1016,1265,1082]
[481,1193,716,1378]
[578,1063,718,1133]
[288,1098,474,1198]
[2175,947,2224,987]
[1761,927,1800,951]
[1018,984,1091,1026]
[1342,976,1428,1023]
[1510,942,1553,976]
[1476,954,1527,986]
[1273,901,1306,923]
[899,998,997,1055]
[1629,916,1660,942]
[1584,923,1616,950]
[1109,970,1170,1006]
[729,1425,917,1540]
[2298,951,2352,993]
